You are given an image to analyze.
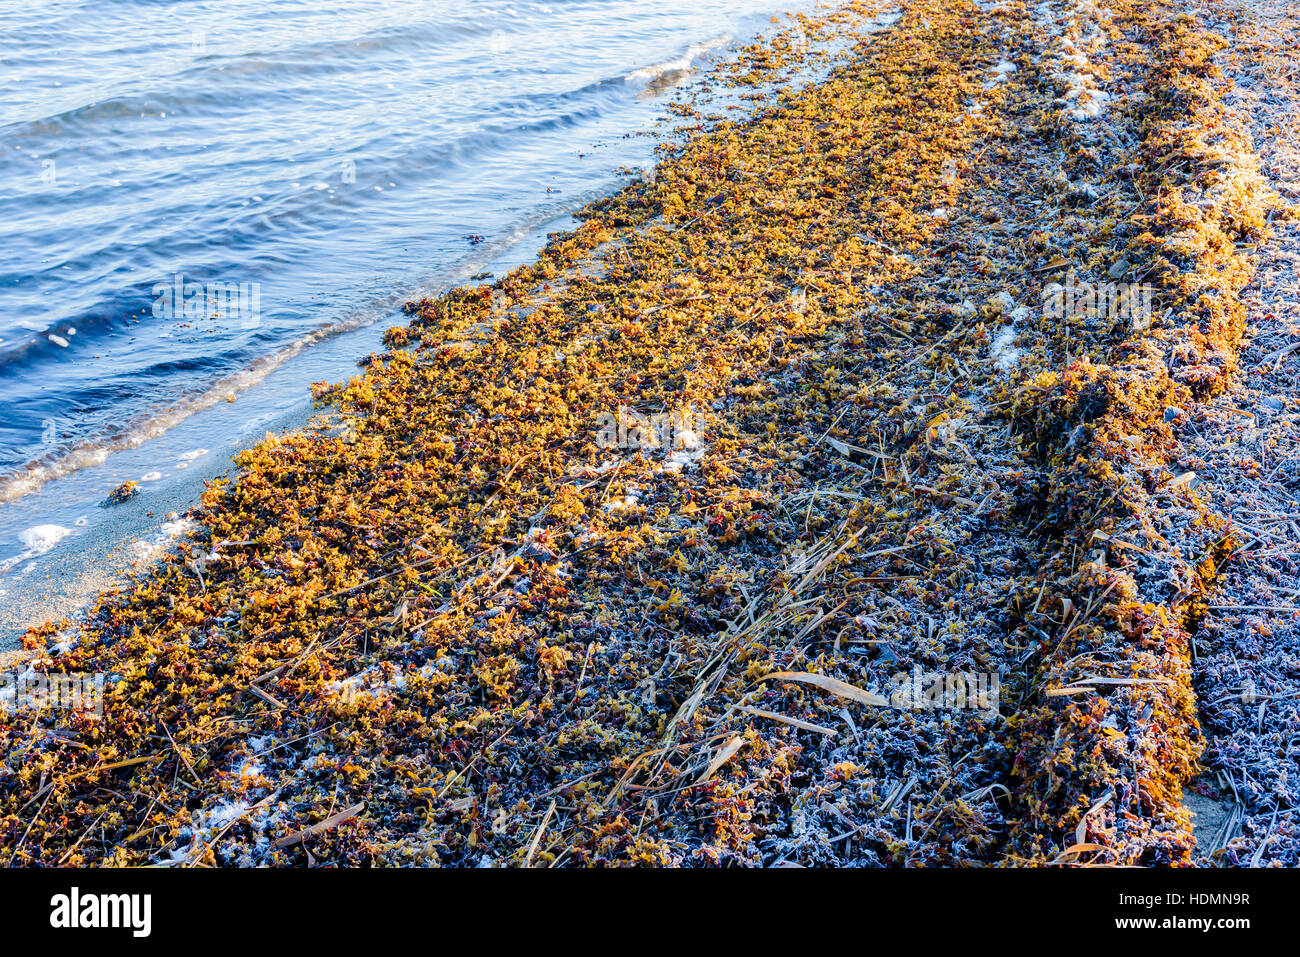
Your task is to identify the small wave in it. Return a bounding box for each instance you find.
[0,524,71,574]
[0,310,384,504]
[625,35,730,87]
[0,181,613,505]
[0,1,812,514]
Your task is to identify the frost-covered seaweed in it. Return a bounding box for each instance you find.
[0,0,1284,867]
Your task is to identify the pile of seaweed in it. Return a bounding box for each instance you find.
[1003,0,1280,864]
[1172,0,1300,866]
[0,0,1278,866]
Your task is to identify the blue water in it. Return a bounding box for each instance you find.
[0,0,812,579]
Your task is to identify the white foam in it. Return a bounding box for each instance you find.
[161,517,197,538]
[0,303,390,505]
[1,524,72,574]
[627,36,729,85]
[20,524,70,554]
[128,517,197,562]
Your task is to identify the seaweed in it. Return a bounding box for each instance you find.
[0,0,1281,868]
[101,481,140,507]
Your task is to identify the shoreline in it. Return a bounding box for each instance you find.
[1,0,1295,867]
[0,204,619,651]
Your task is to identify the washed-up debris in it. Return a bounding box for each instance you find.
[101,480,139,507]
[0,0,1285,868]
[1174,0,1300,867]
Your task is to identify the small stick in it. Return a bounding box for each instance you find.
[524,800,557,867]
[272,803,365,850]
[573,642,595,703]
